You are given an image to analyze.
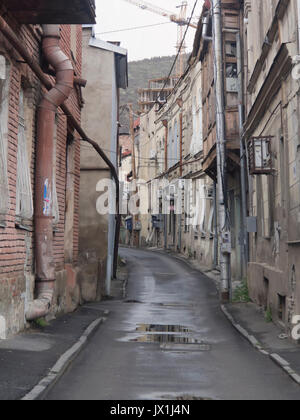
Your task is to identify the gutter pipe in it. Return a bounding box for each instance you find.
[0,16,119,189]
[0,16,120,317]
[27,25,74,321]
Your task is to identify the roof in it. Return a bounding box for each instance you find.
[89,37,128,57]
[86,35,128,90]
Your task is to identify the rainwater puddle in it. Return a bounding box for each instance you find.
[130,334,199,344]
[122,323,211,351]
[136,324,193,334]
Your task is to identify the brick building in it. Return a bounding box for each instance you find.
[0,2,96,338]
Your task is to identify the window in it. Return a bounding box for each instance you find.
[226,63,238,92]
[173,119,179,163]
[53,119,60,229]
[16,89,33,225]
[0,55,10,225]
[168,126,173,169]
[198,89,203,152]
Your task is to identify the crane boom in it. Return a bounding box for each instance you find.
[120,0,198,76]
[121,0,198,28]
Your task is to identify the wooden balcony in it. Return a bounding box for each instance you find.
[202,108,240,180]
[2,0,96,24]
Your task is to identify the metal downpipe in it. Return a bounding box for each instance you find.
[26,25,74,321]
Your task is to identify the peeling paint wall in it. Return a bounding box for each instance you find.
[244,0,300,331]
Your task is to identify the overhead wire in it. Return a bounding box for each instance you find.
[96,21,172,35]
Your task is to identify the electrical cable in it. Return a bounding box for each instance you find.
[96,21,172,35]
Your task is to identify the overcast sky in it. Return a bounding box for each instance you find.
[95,0,203,62]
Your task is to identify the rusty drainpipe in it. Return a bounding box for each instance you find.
[26,25,74,321]
[0,16,121,303]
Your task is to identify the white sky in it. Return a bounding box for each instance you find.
[95,0,203,62]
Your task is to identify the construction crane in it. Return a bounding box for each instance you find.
[121,0,198,76]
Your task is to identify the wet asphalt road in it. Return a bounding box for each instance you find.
[45,248,300,400]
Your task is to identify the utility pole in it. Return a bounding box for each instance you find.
[236,32,249,271]
[128,104,137,180]
[212,0,231,302]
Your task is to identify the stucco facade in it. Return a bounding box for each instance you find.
[243,0,300,330]
[79,27,128,298]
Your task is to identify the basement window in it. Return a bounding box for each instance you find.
[16,89,33,228]
[0,55,10,227]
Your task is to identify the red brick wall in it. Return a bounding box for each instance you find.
[0,9,82,335]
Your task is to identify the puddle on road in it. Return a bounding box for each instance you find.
[122,323,211,350]
[136,324,193,334]
[130,334,199,344]
[129,324,202,345]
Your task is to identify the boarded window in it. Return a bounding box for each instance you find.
[16,89,33,223]
[0,55,10,223]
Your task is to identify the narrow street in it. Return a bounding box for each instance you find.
[45,248,300,401]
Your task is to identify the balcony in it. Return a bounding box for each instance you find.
[2,0,96,24]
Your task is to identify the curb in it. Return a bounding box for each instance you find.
[21,316,105,400]
[221,305,300,386]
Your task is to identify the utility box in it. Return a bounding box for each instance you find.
[221,232,232,254]
[247,216,257,233]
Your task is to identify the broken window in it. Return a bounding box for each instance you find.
[226,63,238,92]
[0,55,10,225]
[16,89,34,225]
[225,41,237,58]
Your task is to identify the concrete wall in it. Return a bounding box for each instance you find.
[79,28,116,299]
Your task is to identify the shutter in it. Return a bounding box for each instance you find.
[16,90,33,220]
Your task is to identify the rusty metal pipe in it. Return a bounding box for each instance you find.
[26,25,74,321]
[0,16,121,304]
[0,15,117,187]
